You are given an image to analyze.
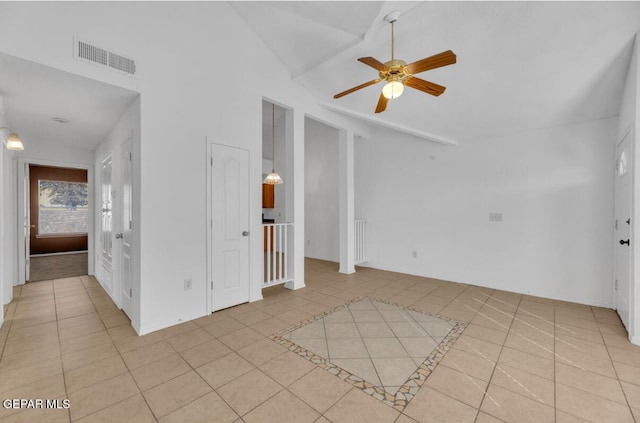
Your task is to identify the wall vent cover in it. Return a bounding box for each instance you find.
[74,38,136,76]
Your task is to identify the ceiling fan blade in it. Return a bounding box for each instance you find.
[406,50,456,75]
[334,79,381,99]
[404,76,446,96]
[358,57,389,72]
[375,93,389,114]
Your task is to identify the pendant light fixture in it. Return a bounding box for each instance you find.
[263,104,283,185]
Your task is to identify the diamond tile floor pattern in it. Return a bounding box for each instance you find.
[0,258,640,423]
[283,298,459,395]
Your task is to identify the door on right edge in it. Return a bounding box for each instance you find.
[614,131,631,330]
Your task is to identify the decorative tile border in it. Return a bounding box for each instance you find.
[269,296,467,412]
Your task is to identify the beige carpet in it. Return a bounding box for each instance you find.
[28,252,88,282]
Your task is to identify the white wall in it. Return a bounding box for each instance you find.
[617,34,639,344]
[94,96,141,330]
[273,112,288,224]
[0,2,372,334]
[2,151,16,308]
[0,146,4,321]
[13,145,94,166]
[1,146,10,315]
[356,118,617,307]
[304,118,340,262]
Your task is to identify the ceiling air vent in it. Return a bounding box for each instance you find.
[74,38,136,76]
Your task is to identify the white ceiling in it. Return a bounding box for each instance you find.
[235,1,640,143]
[1,2,637,153]
[0,53,138,151]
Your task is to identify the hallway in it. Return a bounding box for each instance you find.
[1,260,640,422]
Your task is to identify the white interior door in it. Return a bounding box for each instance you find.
[120,137,133,317]
[24,164,30,281]
[615,132,632,330]
[100,155,113,292]
[210,143,250,311]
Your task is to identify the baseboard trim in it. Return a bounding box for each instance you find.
[31,250,88,258]
[138,310,206,336]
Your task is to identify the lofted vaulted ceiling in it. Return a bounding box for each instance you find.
[233,1,640,143]
[0,2,637,152]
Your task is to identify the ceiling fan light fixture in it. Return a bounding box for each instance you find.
[333,10,455,113]
[382,80,404,99]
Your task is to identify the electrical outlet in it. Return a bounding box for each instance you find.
[412,250,417,258]
[184,279,192,290]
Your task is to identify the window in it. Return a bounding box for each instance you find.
[38,180,88,236]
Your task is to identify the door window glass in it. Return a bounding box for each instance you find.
[619,150,628,176]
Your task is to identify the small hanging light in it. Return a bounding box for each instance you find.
[263,104,283,185]
[0,127,24,150]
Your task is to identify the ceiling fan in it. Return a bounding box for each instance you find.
[334,11,456,113]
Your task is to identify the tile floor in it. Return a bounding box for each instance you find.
[0,258,639,422]
[277,297,465,408]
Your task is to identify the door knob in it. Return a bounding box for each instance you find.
[115,233,123,239]
[619,239,630,246]
[242,231,250,236]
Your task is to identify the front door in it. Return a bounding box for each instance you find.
[100,155,113,292]
[614,131,632,330]
[120,137,134,317]
[210,143,250,311]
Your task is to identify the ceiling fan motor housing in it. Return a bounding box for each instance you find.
[381,59,408,82]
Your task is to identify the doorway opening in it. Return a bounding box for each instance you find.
[26,164,90,282]
[261,100,294,288]
[303,117,340,265]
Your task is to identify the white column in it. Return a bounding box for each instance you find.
[285,107,305,290]
[339,128,355,274]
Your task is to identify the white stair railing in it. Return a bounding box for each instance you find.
[354,219,369,265]
[263,222,294,287]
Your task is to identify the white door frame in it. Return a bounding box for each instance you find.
[16,157,94,284]
[24,164,30,282]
